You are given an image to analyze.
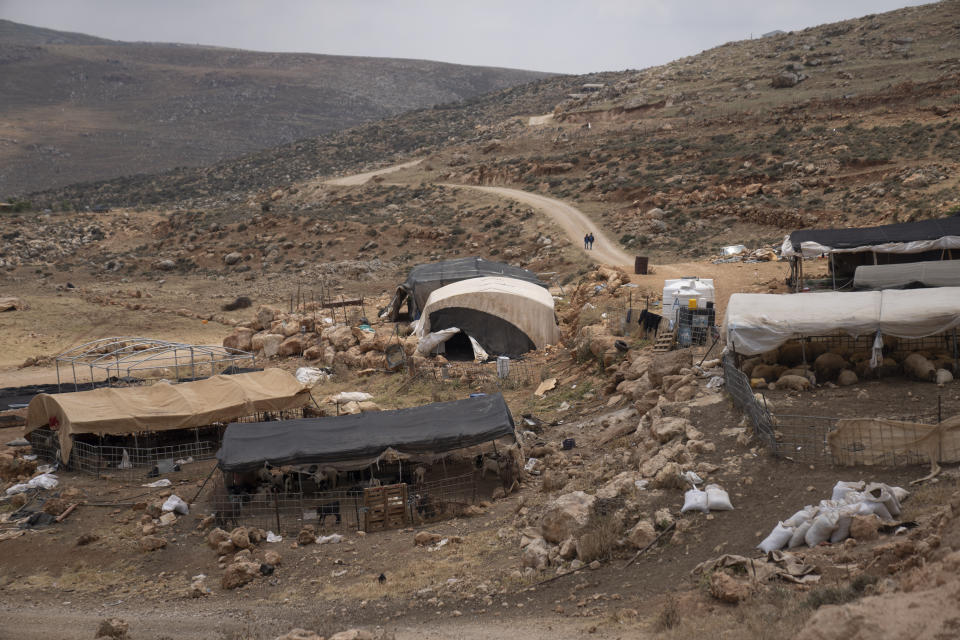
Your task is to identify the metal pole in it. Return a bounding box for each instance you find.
[830,253,836,290]
[190,347,196,381]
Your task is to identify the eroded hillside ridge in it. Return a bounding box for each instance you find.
[0,19,553,194]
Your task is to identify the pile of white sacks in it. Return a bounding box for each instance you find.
[758,481,908,553]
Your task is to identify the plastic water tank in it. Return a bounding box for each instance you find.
[663,278,715,311]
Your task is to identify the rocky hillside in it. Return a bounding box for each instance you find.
[22,2,960,263]
[0,19,552,195]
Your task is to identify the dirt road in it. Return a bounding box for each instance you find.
[442,185,633,267]
[324,159,423,186]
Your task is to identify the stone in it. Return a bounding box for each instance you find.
[217,540,236,556]
[189,578,209,598]
[559,537,578,560]
[154,259,176,271]
[207,527,230,549]
[76,533,99,546]
[521,537,550,570]
[254,333,285,358]
[654,508,675,529]
[541,491,596,544]
[138,536,166,552]
[224,252,243,265]
[158,512,177,527]
[648,349,692,387]
[650,415,690,444]
[264,550,282,566]
[233,549,252,563]
[850,515,880,541]
[230,527,251,549]
[95,617,129,639]
[771,71,805,88]
[709,571,750,603]
[221,561,261,589]
[273,630,324,640]
[626,520,656,549]
[329,631,374,640]
[297,528,316,545]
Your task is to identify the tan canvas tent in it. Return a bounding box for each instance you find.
[412,276,560,358]
[25,368,310,460]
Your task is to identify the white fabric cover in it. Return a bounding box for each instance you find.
[724,288,960,355]
[782,234,960,258]
[853,261,960,289]
[412,276,560,349]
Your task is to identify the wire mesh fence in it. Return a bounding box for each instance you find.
[723,352,777,448]
[206,472,478,535]
[26,409,306,480]
[724,351,960,466]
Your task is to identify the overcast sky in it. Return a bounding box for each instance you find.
[0,0,934,74]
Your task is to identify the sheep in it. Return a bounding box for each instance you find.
[752,364,787,382]
[814,352,847,381]
[903,353,936,381]
[480,455,500,479]
[773,375,812,392]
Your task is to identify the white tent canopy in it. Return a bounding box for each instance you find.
[413,276,560,357]
[724,288,960,355]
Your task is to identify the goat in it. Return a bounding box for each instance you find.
[311,466,340,490]
[316,500,342,527]
[479,455,500,480]
[413,465,427,485]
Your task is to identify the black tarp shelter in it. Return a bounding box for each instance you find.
[782,216,960,289]
[380,257,547,320]
[217,393,516,472]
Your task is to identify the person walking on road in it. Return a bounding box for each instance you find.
[584,233,590,250]
[588,232,595,250]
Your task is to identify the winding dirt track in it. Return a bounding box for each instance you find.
[442,184,633,267]
[324,159,423,185]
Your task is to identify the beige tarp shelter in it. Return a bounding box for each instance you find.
[724,288,960,355]
[25,368,310,461]
[412,276,560,358]
[828,415,960,476]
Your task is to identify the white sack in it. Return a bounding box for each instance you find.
[705,484,734,511]
[162,494,189,515]
[681,488,709,513]
[789,521,812,548]
[295,367,330,387]
[758,522,794,553]
[784,506,818,528]
[832,480,865,502]
[331,391,374,403]
[805,510,840,547]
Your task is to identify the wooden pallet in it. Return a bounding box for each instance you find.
[363,484,409,532]
[652,326,677,353]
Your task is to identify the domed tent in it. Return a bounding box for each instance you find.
[380,257,547,321]
[412,276,560,359]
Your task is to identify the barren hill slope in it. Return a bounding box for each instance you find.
[0,19,553,194]
[27,2,960,265]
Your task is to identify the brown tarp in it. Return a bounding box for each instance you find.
[25,368,310,460]
[828,414,960,472]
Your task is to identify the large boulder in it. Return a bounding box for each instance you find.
[207,527,230,549]
[278,336,303,357]
[521,537,550,570]
[221,561,261,589]
[222,327,255,352]
[224,252,243,265]
[254,305,279,331]
[541,491,595,544]
[626,519,656,549]
[648,349,693,387]
[650,415,690,444]
[252,333,284,358]
[324,326,358,351]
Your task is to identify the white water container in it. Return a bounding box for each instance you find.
[496,356,510,378]
[662,278,715,311]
